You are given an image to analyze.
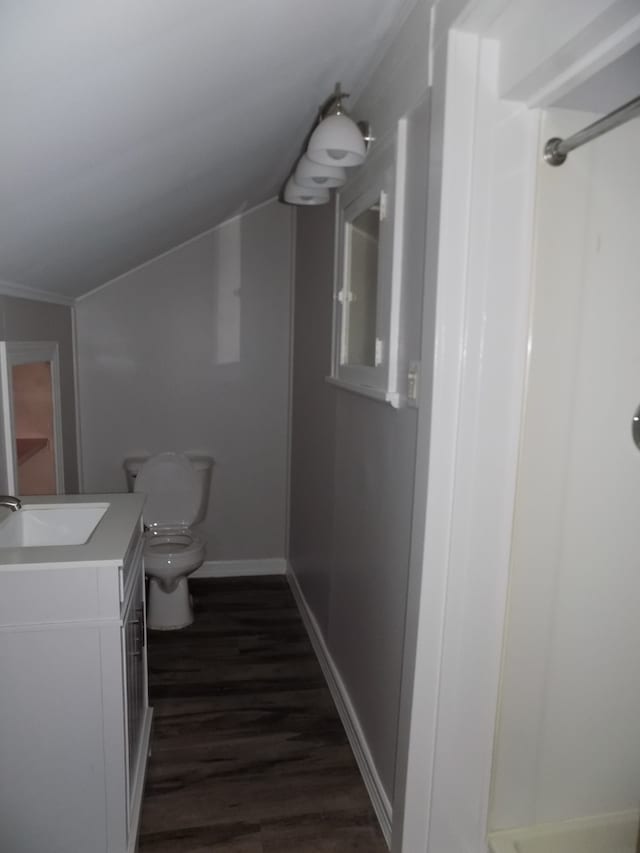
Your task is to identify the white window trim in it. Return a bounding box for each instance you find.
[327,120,408,408]
[325,375,401,407]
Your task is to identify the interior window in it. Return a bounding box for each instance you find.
[343,203,380,367]
[328,118,408,407]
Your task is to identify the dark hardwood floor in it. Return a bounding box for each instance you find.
[138,577,388,852]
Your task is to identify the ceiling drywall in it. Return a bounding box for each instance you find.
[0,0,415,299]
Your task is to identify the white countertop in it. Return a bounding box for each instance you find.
[0,493,145,571]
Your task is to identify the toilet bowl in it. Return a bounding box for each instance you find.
[128,452,213,630]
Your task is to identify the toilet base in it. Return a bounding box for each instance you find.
[147,576,194,630]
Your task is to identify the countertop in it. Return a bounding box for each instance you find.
[0,493,145,571]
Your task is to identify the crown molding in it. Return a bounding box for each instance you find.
[0,278,74,307]
[76,195,280,303]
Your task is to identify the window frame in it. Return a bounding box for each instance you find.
[327,119,407,407]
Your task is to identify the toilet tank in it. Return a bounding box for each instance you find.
[123,453,214,525]
[187,455,214,524]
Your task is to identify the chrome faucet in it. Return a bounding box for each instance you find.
[0,495,21,512]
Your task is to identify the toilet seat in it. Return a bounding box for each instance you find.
[143,525,204,574]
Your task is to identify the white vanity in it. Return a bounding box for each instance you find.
[0,494,152,853]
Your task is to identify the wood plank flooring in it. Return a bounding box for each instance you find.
[138,577,388,852]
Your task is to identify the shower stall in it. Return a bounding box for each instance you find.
[488,84,640,853]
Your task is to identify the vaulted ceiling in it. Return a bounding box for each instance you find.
[1,0,414,298]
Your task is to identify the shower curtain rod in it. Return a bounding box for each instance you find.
[543,92,640,166]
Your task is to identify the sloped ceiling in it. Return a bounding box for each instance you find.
[1,0,414,299]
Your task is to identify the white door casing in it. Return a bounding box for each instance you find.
[392,1,640,852]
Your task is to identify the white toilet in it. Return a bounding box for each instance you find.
[124,452,214,630]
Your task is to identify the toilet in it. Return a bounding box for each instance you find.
[124,452,214,630]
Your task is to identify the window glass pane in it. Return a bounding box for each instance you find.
[345,205,379,366]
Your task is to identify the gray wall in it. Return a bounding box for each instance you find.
[75,200,293,562]
[0,295,79,493]
[289,0,430,804]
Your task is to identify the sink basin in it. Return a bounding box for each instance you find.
[0,503,109,548]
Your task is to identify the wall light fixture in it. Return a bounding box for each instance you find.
[282,84,373,206]
[283,176,330,206]
[307,88,371,167]
[294,154,346,189]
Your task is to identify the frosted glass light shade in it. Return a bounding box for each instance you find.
[283,176,330,206]
[307,114,366,167]
[295,154,346,189]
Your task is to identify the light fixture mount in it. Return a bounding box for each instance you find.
[323,84,350,118]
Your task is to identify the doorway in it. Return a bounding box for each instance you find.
[0,341,65,496]
[11,361,57,494]
[393,6,640,853]
[489,102,640,843]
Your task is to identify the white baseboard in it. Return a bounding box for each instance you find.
[192,558,288,579]
[287,565,392,847]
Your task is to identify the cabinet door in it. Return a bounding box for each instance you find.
[0,626,107,853]
[122,575,147,815]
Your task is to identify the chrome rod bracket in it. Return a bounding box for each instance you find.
[543,137,567,167]
[543,92,640,168]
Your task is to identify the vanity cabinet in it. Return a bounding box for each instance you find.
[0,496,152,853]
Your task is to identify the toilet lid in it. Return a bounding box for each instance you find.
[134,452,199,527]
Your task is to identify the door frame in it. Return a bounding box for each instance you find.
[0,340,65,495]
[392,2,640,852]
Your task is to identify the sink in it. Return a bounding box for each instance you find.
[0,503,109,548]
